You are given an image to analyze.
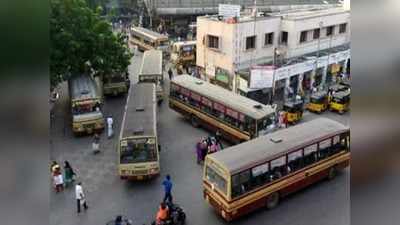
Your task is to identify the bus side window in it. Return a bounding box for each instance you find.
[340,133,349,150]
[250,162,270,188]
[318,138,332,159]
[270,156,286,180]
[304,144,318,166]
[332,135,341,154]
[231,170,251,198]
[288,149,303,172]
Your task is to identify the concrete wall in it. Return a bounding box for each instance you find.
[233,17,281,70]
[281,11,350,57]
[196,17,235,73]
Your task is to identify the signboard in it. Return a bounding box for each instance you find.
[218,4,240,18]
[250,66,275,89]
[206,64,215,78]
[218,4,241,18]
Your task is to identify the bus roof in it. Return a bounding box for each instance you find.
[171,75,275,120]
[130,26,168,40]
[139,50,163,76]
[120,83,156,139]
[68,75,100,101]
[208,118,349,174]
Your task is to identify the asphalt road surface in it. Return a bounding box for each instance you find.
[50,51,349,225]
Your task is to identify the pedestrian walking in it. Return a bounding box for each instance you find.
[215,130,223,149]
[75,182,88,213]
[195,141,202,164]
[168,68,173,80]
[107,116,114,139]
[200,138,208,161]
[50,161,60,176]
[54,172,64,193]
[63,161,76,187]
[92,133,100,154]
[162,175,173,203]
[283,112,289,128]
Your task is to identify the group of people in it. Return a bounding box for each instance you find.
[195,131,224,164]
[51,160,89,213]
[51,160,76,192]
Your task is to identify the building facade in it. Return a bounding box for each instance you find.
[196,6,350,104]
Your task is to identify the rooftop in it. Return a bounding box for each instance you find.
[267,7,349,20]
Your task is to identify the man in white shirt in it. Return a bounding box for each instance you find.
[75,182,88,213]
[107,116,114,139]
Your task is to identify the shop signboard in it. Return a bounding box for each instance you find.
[250,66,275,89]
[206,64,215,78]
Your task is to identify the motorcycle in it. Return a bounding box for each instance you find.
[151,203,186,225]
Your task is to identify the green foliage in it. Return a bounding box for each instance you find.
[50,0,132,88]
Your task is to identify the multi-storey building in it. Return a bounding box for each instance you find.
[196,6,350,104]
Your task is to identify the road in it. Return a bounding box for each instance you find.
[50,50,349,225]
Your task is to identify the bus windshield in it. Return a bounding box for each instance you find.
[205,165,227,195]
[120,138,157,164]
[257,115,273,135]
[72,101,100,115]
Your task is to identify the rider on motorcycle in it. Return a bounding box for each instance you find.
[156,202,169,225]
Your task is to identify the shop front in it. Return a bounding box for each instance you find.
[313,67,324,89]
[302,71,312,94]
[289,74,300,98]
[210,67,231,90]
[273,79,286,103]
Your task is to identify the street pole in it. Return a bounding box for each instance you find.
[314,21,323,91]
[271,48,277,105]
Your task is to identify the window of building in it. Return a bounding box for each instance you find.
[207,35,219,49]
[264,32,274,46]
[339,23,347,33]
[281,31,288,44]
[245,35,256,50]
[300,31,308,43]
[326,26,335,36]
[313,28,320,39]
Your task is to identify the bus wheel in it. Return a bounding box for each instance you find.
[328,166,337,180]
[266,192,280,210]
[190,115,200,128]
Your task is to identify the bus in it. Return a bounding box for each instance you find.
[118,83,160,180]
[170,41,196,71]
[169,75,276,143]
[68,75,105,135]
[103,73,130,96]
[139,49,164,104]
[203,118,350,221]
[130,26,169,53]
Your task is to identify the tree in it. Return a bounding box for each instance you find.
[50,0,132,88]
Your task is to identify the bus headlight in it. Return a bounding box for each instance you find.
[149,168,159,174]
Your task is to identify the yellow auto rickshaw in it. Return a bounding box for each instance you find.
[329,90,350,114]
[307,90,329,113]
[283,99,304,124]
